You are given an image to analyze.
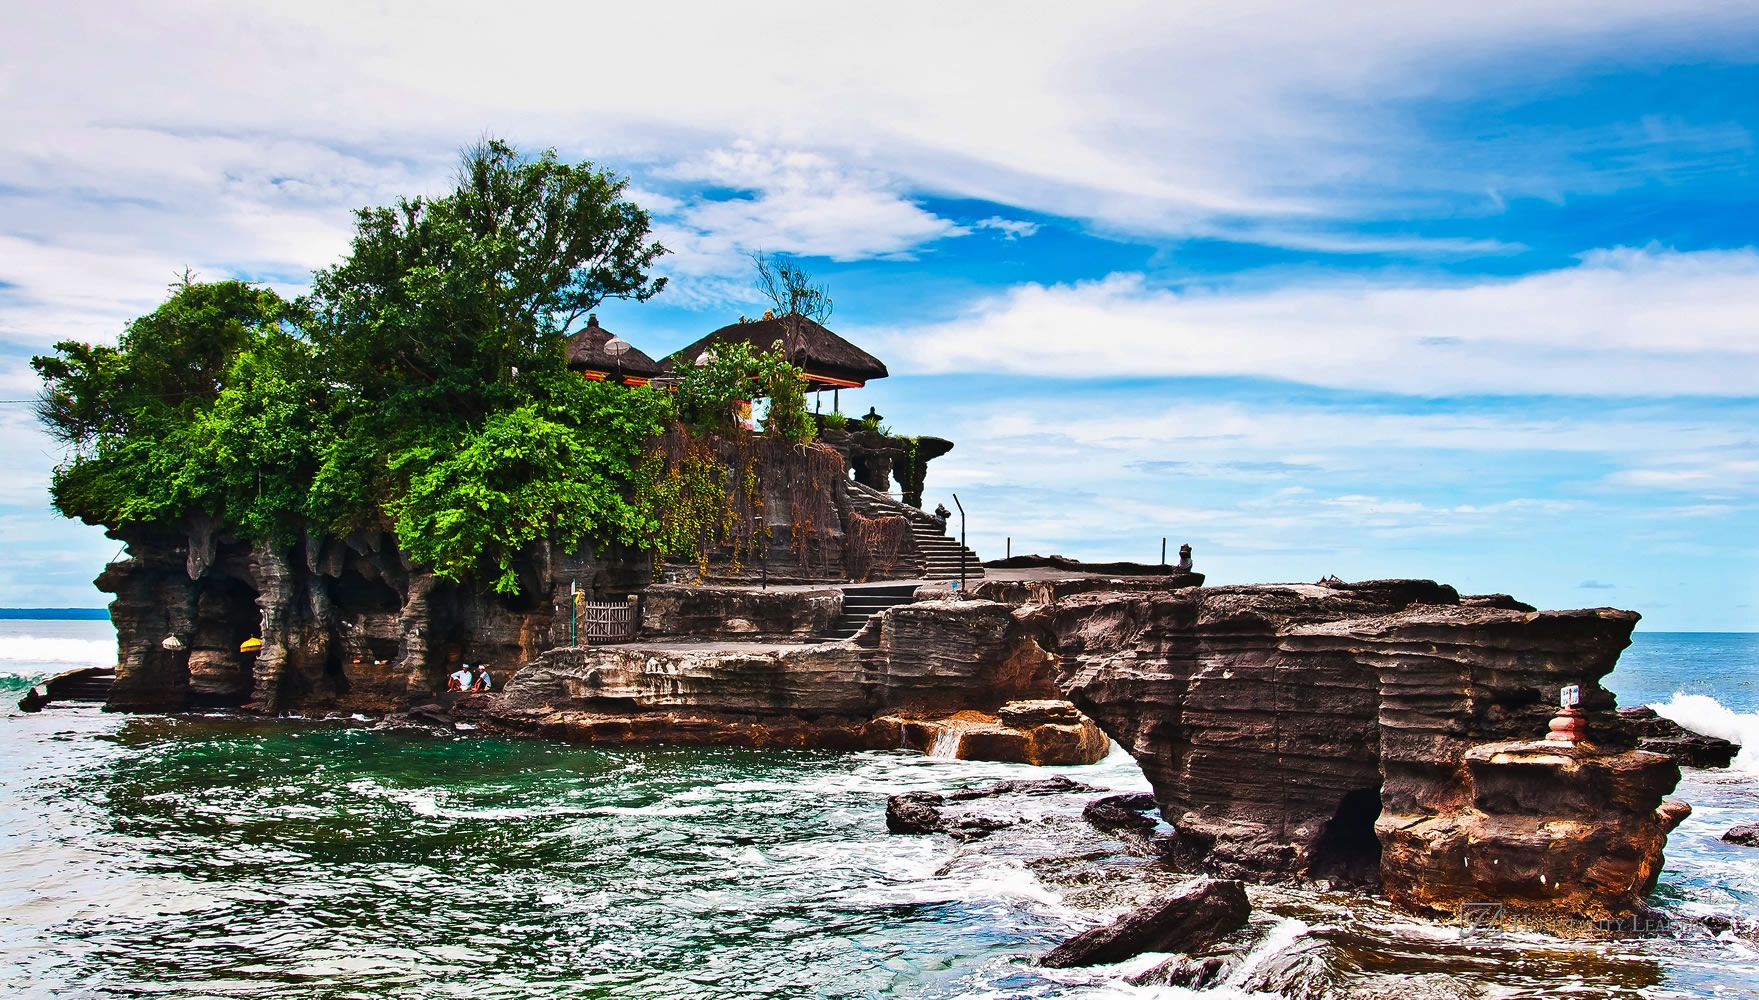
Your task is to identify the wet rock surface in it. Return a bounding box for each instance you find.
[1039,877,1250,968]
[1082,792,1160,835]
[885,776,1099,839]
[1724,823,1759,847]
[1614,706,1739,768]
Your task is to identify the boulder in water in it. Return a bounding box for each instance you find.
[1724,823,1759,847]
[1040,877,1250,968]
[1083,792,1160,834]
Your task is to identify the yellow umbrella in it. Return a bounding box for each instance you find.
[239,637,263,653]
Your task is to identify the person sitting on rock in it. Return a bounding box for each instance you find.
[471,665,494,693]
[446,664,473,692]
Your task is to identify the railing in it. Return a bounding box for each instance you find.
[576,595,640,644]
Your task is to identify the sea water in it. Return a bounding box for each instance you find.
[1,621,1755,999]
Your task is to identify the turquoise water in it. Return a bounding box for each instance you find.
[2,623,1756,998]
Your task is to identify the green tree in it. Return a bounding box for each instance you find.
[307,139,668,429]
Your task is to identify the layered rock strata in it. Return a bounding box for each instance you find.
[1380,740,1689,921]
[1024,580,1686,917]
[638,584,842,642]
[487,601,1109,764]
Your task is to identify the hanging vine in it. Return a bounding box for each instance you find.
[894,436,927,509]
[846,511,908,583]
[781,440,845,574]
[639,425,767,580]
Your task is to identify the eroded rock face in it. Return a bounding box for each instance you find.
[874,703,1111,765]
[1613,706,1739,769]
[1380,741,1689,921]
[488,601,1095,761]
[99,521,649,714]
[1026,580,1683,918]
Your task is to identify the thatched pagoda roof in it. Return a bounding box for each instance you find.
[661,314,888,388]
[564,315,662,381]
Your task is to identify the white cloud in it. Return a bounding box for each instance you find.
[651,145,966,287]
[862,248,1759,395]
[974,217,1041,240]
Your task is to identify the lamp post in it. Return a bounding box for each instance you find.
[570,578,577,647]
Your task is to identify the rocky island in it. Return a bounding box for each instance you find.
[27,141,1738,941]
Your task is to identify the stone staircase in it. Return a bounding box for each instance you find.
[846,481,984,582]
[18,666,114,712]
[829,583,922,641]
[55,668,116,703]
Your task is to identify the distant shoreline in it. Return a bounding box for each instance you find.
[0,608,111,620]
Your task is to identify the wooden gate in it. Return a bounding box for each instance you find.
[577,594,640,644]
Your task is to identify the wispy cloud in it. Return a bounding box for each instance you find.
[866,247,1759,395]
[974,217,1041,240]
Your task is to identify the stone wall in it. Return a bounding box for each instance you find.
[638,584,841,642]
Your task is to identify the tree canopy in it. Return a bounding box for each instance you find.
[33,140,816,594]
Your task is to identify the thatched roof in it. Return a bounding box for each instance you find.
[661,314,888,387]
[564,315,662,380]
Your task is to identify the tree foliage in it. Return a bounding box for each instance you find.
[33,140,819,595]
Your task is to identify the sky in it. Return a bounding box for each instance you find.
[1,2,1755,629]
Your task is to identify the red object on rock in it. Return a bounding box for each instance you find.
[1547,706,1588,744]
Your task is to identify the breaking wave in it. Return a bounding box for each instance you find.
[1651,693,1759,774]
[0,635,116,667]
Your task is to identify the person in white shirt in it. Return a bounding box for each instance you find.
[447,665,473,691]
[472,666,494,692]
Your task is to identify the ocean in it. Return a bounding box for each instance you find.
[1,621,1754,999]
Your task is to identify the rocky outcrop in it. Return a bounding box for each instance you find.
[1026,579,1685,918]
[1614,706,1739,768]
[885,775,1097,838]
[99,519,650,714]
[873,703,1110,765]
[1040,878,1250,968]
[487,603,1112,763]
[1380,741,1690,921]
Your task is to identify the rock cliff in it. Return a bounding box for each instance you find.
[99,518,648,714]
[1023,580,1686,918]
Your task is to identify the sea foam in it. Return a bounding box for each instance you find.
[1651,693,1759,774]
[0,635,116,667]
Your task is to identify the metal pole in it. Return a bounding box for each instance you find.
[1162,537,1166,566]
[952,493,966,596]
[1007,536,1011,560]
[570,578,577,647]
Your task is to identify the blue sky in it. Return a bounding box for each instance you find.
[1,2,1755,628]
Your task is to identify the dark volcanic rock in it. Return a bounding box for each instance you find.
[1461,593,1539,612]
[1040,878,1250,968]
[1724,823,1759,847]
[1083,792,1161,834]
[1027,581,1685,920]
[885,792,946,834]
[1615,706,1738,768]
[885,776,1099,839]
